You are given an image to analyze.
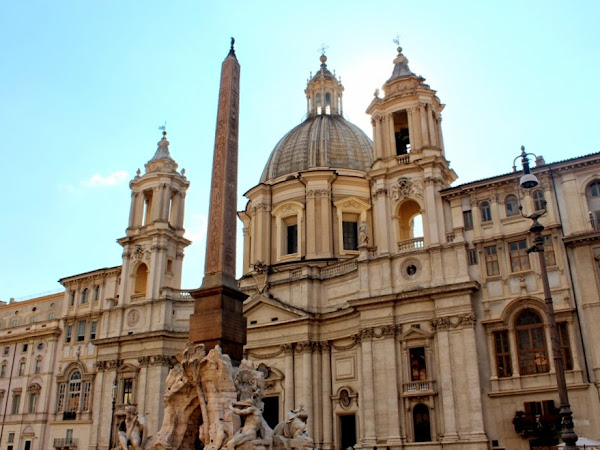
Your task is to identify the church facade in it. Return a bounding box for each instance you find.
[1,45,600,450]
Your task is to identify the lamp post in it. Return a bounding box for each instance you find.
[513,146,578,449]
[109,379,117,450]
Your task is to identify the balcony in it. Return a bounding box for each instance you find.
[397,237,424,253]
[402,379,437,397]
[54,438,77,449]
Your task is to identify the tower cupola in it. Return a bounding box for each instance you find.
[117,129,191,303]
[305,53,344,116]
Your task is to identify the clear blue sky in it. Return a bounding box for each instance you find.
[1,1,599,300]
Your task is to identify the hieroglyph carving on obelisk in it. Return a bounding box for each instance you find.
[203,39,240,290]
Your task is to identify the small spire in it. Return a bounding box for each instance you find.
[151,129,172,161]
[387,38,416,82]
[228,37,236,58]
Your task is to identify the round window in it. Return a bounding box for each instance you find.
[406,265,417,276]
[37,342,44,351]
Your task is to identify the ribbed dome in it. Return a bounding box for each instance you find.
[260,114,374,182]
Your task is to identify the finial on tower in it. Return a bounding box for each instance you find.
[229,37,236,57]
[393,34,403,54]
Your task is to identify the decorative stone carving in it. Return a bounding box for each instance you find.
[358,221,369,247]
[117,404,148,450]
[251,261,269,294]
[389,177,423,201]
[147,343,314,450]
[273,406,314,449]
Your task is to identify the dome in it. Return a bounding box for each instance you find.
[260,114,374,182]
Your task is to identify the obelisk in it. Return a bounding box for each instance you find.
[189,39,247,363]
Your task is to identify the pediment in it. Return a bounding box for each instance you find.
[117,363,140,374]
[399,327,433,341]
[244,295,309,325]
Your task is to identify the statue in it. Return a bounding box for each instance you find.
[117,405,147,450]
[358,221,369,247]
[273,406,313,449]
[225,399,272,449]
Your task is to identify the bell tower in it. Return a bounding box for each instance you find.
[366,45,457,255]
[117,131,191,303]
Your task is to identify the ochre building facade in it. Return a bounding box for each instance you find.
[1,47,600,450]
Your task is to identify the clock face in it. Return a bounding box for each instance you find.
[127,310,140,327]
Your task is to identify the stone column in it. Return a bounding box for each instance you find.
[128,192,138,228]
[434,321,459,441]
[387,115,396,158]
[298,341,314,437]
[383,327,402,445]
[426,105,437,148]
[360,330,377,444]
[419,104,430,148]
[321,341,333,449]
[312,343,322,444]
[306,190,317,258]
[461,319,487,440]
[406,107,414,152]
[373,186,390,255]
[320,189,332,257]
[283,344,295,413]
[176,192,186,230]
[410,107,422,151]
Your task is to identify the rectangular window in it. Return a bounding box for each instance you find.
[77,321,86,342]
[22,344,28,353]
[18,361,25,376]
[82,381,91,412]
[90,320,97,340]
[509,239,531,272]
[3,346,9,356]
[484,246,499,276]
[1,364,6,378]
[57,383,66,413]
[543,235,556,267]
[409,347,427,381]
[463,210,474,230]
[468,249,478,265]
[494,331,512,378]
[12,394,20,414]
[8,432,15,443]
[286,224,298,255]
[122,378,133,405]
[35,359,42,374]
[524,400,556,416]
[342,221,358,251]
[558,322,573,370]
[28,392,38,413]
[65,324,72,343]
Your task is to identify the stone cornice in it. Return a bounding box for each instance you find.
[92,330,188,346]
[563,231,600,247]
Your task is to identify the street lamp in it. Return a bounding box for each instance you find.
[513,146,578,449]
[109,379,118,449]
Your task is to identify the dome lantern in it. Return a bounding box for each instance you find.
[305,53,344,116]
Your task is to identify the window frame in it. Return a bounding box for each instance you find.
[493,330,512,378]
[515,310,549,375]
[505,194,520,217]
[509,239,531,272]
[272,201,304,261]
[484,245,500,276]
[480,201,492,223]
[334,197,370,256]
[463,210,474,230]
[533,189,545,212]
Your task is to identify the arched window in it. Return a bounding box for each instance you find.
[516,310,549,375]
[413,403,431,442]
[480,201,492,222]
[34,358,42,374]
[533,190,545,211]
[0,363,6,378]
[94,285,100,301]
[316,93,322,115]
[69,291,76,307]
[134,264,148,295]
[586,180,600,229]
[396,199,423,251]
[505,194,519,217]
[325,92,331,114]
[57,368,92,420]
[81,288,88,304]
